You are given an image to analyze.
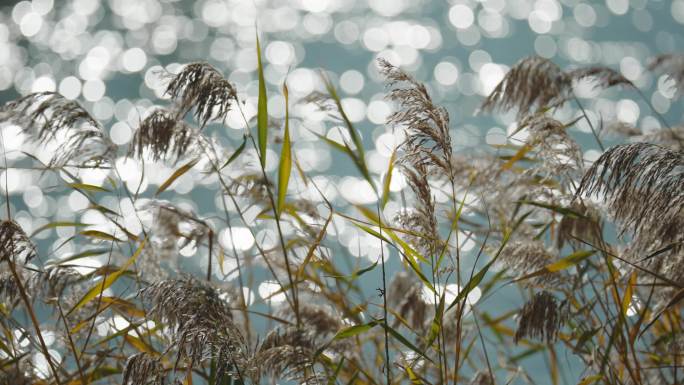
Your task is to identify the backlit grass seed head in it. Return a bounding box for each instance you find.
[0,271,20,303]
[521,113,583,176]
[568,66,636,91]
[480,56,571,118]
[388,272,429,330]
[294,304,347,341]
[130,109,203,163]
[395,163,439,256]
[602,121,642,139]
[557,201,603,250]
[0,220,37,264]
[252,326,318,383]
[122,352,165,385]
[576,143,684,257]
[165,62,237,127]
[27,266,82,303]
[0,92,115,165]
[649,54,684,97]
[637,125,684,151]
[515,291,565,344]
[499,239,561,288]
[144,200,211,261]
[379,58,452,176]
[140,277,248,371]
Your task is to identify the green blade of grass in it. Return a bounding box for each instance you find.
[277,82,291,218]
[221,135,247,170]
[256,33,268,168]
[381,148,396,208]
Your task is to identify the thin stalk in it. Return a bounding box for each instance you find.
[573,95,605,152]
[7,260,63,385]
[56,301,87,385]
[236,103,300,327]
[375,202,391,385]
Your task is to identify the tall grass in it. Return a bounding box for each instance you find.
[0,40,683,385]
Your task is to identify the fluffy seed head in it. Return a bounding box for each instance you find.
[0,92,115,165]
[576,143,684,257]
[649,54,684,97]
[515,291,565,344]
[0,220,37,264]
[165,62,237,127]
[480,56,571,118]
[130,109,202,163]
[122,353,165,385]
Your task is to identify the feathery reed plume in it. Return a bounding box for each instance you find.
[143,200,210,261]
[252,326,318,382]
[602,121,642,138]
[0,92,115,165]
[0,272,18,302]
[165,62,237,127]
[480,56,571,117]
[498,240,560,288]
[296,304,347,342]
[515,291,564,344]
[575,143,684,256]
[140,277,248,376]
[26,266,82,303]
[387,271,428,330]
[122,353,165,385]
[638,125,684,151]
[0,359,33,385]
[129,109,203,163]
[568,66,636,91]
[226,173,273,204]
[469,371,494,385]
[0,220,37,264]
[520,113,583,175]
[379,58,452,174]
[557,201,603,250]
[394,163,439,257]
[648,54,684,97]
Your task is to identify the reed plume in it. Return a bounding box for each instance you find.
[393,164,439,257]
[638,125,684,151]
[480,56,571,117]
[0,92,115,165]
[379,58,452,175]
[515,291,565,344]
[140,277,248,377]
[648,54,684,97]
[520,113,583,176]
[251,326,318,383]
[498,239,561,288]
[164,62,237,127]
[122,352,165,385]
[575,143,684,257]
[568,66,636,90]
[129,109,204,163]
[144,200,211,261]
[387,272,429,330]
[0,220,37,264]
[557,201,603,250]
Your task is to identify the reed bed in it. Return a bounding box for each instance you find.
[1,42,683,385]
